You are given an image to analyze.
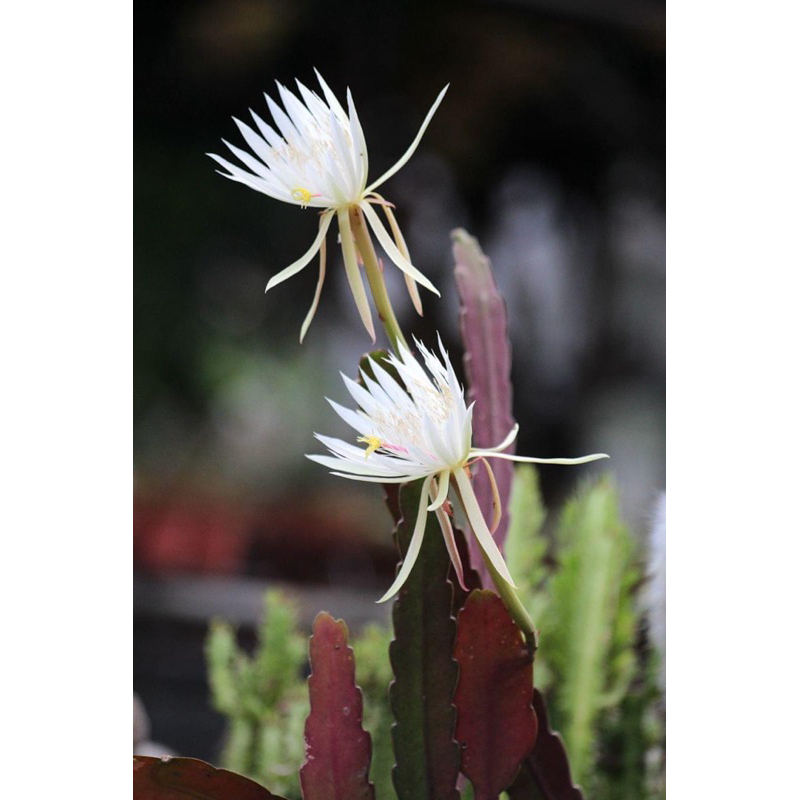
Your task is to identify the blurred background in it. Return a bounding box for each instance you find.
[134,0,664,763]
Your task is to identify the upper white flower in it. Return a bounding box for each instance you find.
[208,70,448,342]
[307,336,609,602]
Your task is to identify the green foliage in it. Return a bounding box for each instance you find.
[206,591,308,799]
[206,592,395,799]
[352,624,394,795]
[205,472,665,800]
[504,467,664,798]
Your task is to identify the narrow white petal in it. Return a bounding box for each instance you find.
[265,211,333,292]
[330,471,425,484]
[454,468,516,587]
[477,457,502,533]
[482,423,520,453]
[314,68,348,119]
[299,237,326,343]
[347,88,369,189]
[249,110,285,148]
[326,398,373,436]
[470,452,610,465]
[232,118,275,167]
[369,360,414,411]
[360,203,440,295]
[338,209,376,341]
[428,470,450,511]
[208,154,286,201]
[276,81,316,132]
[377,477,432,602]
[434,502,467,591]
[329,108,358,195]
[222,139,274,181]
[295,80,329,120]
[366,84,449,193]
[265,92,300,144]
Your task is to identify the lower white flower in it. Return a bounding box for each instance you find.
[307,336,609,602]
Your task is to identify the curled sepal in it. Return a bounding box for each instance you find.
[454,590,538,800]
[300,613,375,800]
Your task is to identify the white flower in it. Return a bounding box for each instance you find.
[307,336,609,602]
[208,70,447,342]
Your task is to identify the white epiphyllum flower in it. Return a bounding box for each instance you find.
[307,337,609,603]
[208,70,448,343]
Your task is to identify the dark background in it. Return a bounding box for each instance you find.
[134,0,664,760]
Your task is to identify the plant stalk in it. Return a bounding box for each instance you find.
[349,206,409,353]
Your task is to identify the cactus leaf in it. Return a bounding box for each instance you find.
[453,590,538,799]
[133,755,288,799]
[389,479,461,800]
[300,613,374,800]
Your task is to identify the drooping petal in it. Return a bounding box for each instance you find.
[359,202,440,296]
[453,467,516,587]
[366,84,449,193]
[265,211,334,292]
[476,457,502,534]
[299,236,326,343]
[377,476,433,603]
[481,423,520,453]
[428,470,451,511]
[338,209,376,341]
[469,451,610,465]
[434,501,467,592]
[372,194,423,315]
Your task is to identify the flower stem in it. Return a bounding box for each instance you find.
[349,206,409,353]
[479,544,539,655]
[451,475,539,653]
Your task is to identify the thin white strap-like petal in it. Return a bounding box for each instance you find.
[428,471,450,511]
[470,451,610,465]
[375,196,423,315]
[207,154,286,201]
[329,471,424,484]
[266,211,334,292]
[359,202,440,296]
[377,476,433,603]
[347,89,369,189]
[338,209,376,341]
[434,499,467,591]
[477,457,502,533]
[482,423,520,453]
[314,69,348,120]
[299,237,326,343]
[326,399,372,436]
[366,84,449,193]
[453,468,516,587]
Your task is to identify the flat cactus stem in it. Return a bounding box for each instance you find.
[451,228,516,589]
[506,689,585,800]
[300,613,375,800]
[132,755,288,799]
[389,479,460,800]
[453,590,538,800]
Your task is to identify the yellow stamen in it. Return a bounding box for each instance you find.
[357,434,382,458]
[291,187,316,208]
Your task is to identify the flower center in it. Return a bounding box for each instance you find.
[291,187,319,208]
[357,434,382,457]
